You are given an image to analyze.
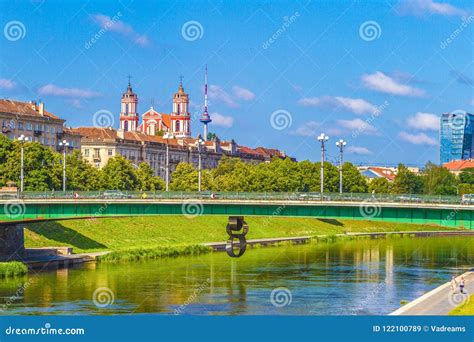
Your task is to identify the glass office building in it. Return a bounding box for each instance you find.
[440,111,474,164]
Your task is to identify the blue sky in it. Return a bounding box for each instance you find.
[0,0,473,166]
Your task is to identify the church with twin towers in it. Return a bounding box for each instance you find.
[120,74,207,140]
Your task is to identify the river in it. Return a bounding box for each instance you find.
[0,236,473,315]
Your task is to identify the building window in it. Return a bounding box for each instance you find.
[84,149,89,157]
[9,120,15,129]
[51,127,55,134]
[175,121,180,132]
[26,123,32,131]
[108,149,113,156]
[45,125,49,133]
[45,137,49,145]
[18,121,23,130]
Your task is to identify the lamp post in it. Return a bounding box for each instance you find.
[195,135,205,192]
[163,133,172,192]
[58,139,69,192]
[17,135,29,193]
[336,139,347,194]
[317,133,329,194]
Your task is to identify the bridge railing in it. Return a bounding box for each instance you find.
[1,191,468,205]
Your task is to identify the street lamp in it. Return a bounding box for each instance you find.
[195,134,205,192]
[163,132,173,192]
[17,135,29,193]
[336,139,347,194]
[317,133,329,194]
[58,139,69,192]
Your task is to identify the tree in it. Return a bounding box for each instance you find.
[136,162,165,191]
[459,168,474,185]
[340,162,368,193]
[100,155,139,190]
[368,177,392,194]
[0,135,13,187]
[207,132,217,141]
[3,140,57,191]
[391,164,423,194]
[170,163,212,191]
[53,150,101,191]
[422,162,457,195]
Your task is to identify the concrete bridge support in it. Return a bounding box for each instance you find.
[0,224,25,261]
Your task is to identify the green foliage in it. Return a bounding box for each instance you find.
[170,162,212,191]
[458,183,474,195]
[391,164,423,194]
[368,177,392,194]
[169,157,367,193]
[62,150,101,191]
[422,162,457,195]
[207,132,217,141]
[459,168,474,185]
[341,162,368,193]
[136,162,165,191]
[2,140,57,191]
[100,155,140,190]
[0,261,28,277]
[98,244,211,263]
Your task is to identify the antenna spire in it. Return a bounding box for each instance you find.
[199,65,212,140]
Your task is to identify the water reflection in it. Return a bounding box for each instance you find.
[0,236,472,315]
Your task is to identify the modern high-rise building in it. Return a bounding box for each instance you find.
[440,111,474,164]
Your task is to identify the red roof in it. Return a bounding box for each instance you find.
[443,160,474,171]
[0,99,60,120]
[368,167,396,181]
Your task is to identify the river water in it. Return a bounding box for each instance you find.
[1,236,473,315]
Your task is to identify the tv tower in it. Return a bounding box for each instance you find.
[200,65,212,141]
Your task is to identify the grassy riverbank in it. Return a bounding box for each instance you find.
[98,244,211,263]
[449,295,474,315]
[23,215,460,253]
[0,261,28,277]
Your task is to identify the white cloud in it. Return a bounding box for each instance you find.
[208,85,239,108]
[92,14,150,46]
[38,84,101,98]
[337,118,379,135]
[291,121,321,137]
[233,86,255,101]
[399,131,437,145]
[396,0,467,17]
[211,112,234,128]
[362,71,425,97]
[297,96,379,115]
[347,146,373,155]
[406,112,439,131]
[0,79,16,90]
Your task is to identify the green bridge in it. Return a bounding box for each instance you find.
[0,195,472,261]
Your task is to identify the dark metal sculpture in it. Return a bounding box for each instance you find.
[225,216,248,258]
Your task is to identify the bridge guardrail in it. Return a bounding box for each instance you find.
[2,191,469,205]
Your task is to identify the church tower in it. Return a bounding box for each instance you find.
[171,78,191,137]
[120,79,139,132]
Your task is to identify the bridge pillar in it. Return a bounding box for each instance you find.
[0,224,25,261]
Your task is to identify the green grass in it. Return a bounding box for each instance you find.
[0,261,28,277]
[449,295,474,315]
[98,244,212,263]
[23,215,460,253]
